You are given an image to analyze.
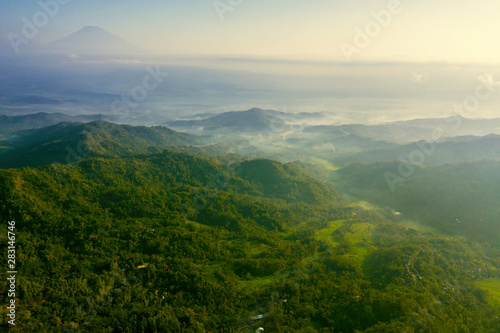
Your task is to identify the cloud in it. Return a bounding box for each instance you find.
[410,71,429,83]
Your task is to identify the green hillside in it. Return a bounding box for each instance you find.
[336,160,500,242]
[1,148,499,332]
[238,159,338,205]
[0,121,201,169]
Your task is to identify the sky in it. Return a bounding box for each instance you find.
[1,0,500,63]
[1,1,500,123]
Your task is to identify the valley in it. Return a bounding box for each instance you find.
[1,112,499,331]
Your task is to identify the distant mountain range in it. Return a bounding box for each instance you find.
[42,26,145,55]
[3,109,500,168]
[166,108,500,143]
[333,134,500,166]
[167,108,500,159]
[391,116,500,130]
[305,116,500,144]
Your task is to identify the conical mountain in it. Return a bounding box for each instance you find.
[44,26,145,55]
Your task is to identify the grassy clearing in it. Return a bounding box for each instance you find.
[315,219,376,267]
[346,223,376,263]
[475,279,500,306]
[238,218,378,296]
[349,223,373,244]
[315,219,345,247]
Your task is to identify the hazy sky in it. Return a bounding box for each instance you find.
[2,1,500,123]
[1,0,500,63]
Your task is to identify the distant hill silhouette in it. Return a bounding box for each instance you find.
[165,108,290,133]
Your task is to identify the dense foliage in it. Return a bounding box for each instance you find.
[0,150,499,332]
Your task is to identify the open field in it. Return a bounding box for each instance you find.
[475,279,500,306]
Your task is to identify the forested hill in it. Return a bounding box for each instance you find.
[1,148,500,332]
[0,112,105,139]
[336,160,500,242]
[0,121,201,169]
[0,150,339,232]
[238,159,337,205]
